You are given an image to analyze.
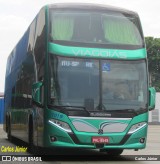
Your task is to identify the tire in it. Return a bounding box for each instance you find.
[7,117,12,142]
[28,117,36,154]
[100,149,123,156]
[28,116,41,155]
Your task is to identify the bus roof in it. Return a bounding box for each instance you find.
[47,3,138,16]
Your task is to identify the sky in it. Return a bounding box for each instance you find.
[0,0,160,92]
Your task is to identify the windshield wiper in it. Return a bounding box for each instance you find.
[49,105,90,115]
[106,109,139,116]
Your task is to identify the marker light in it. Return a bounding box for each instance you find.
[50,136,57,142]
[128,122,147,134]
[49,119,72,133]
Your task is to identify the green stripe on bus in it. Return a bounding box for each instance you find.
[49,42,146,59]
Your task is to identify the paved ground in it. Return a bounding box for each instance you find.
[0,125,160,164]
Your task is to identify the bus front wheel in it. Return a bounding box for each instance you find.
[7,116,12,142]
[28,117,37,154]
[28,116,44,155]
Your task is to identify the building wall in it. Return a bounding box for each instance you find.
[0,98,4,124]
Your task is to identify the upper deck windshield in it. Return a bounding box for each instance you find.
[49,56,148,112]
[49,9,144,48]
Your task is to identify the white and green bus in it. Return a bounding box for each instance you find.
[4,3,155,155]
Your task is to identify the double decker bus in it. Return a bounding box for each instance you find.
[4,3,155,155]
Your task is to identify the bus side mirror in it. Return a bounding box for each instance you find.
[149,87,156,111]
[32,82,43,105]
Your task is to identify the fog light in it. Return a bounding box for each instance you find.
[139,137,145,143]
[50,136,57,142]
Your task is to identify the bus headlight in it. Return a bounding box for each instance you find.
[49,119,72,133]
[128,122,147,134]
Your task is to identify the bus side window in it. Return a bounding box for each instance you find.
[34,8,46,81]
[28,18,36,54]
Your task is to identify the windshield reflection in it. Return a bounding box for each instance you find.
[50,10,143,46]
[50,56,100,109]
[101,60,147,110]
[50,56,147,112]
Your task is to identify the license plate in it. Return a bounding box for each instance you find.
[92,137,109,143]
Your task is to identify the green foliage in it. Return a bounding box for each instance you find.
[145,37,160,91]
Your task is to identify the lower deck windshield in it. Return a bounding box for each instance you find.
[50,56,147,112]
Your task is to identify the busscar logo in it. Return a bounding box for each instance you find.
[90,112,111,117]
[2,156,11,161]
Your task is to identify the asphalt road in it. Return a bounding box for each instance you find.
[0,125,159,164]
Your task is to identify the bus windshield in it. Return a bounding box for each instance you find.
[49,10,143,46]
[50,56,148,112]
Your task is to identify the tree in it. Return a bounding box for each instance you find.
[145,37,160,91]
